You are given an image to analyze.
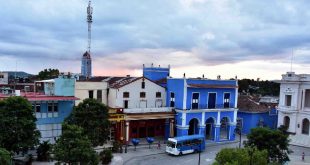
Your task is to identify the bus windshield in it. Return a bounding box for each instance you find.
[167,141,176,148]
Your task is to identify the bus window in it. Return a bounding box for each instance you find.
[167,141,176,148]
[176,143,182,148]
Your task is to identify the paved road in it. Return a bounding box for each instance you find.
[117,143,310,165]
[123,143,239,165]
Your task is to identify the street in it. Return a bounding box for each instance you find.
[112,142,310,165]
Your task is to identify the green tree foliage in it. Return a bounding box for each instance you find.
[54,124,99,165]
[37,68,59,80]
[0,96,40,154]
[245,127,291,163]
[213,147,268,165]
[238,79,280,96]
[0,147,11,165]
[100,149,113,165]
[65,98,110,146]
[36,141,51,161]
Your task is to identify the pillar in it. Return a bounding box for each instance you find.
[125,121,129,142]
[199,125,206,136]
[229,122,236,141]
[214,124,221,142]
[170,119,174,137]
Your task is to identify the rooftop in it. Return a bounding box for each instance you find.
[238,95,277,113]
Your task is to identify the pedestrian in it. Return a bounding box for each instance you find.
[157,141,161,149]
[302,152,305,161]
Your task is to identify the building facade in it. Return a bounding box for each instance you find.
[277,72,310,138]
[167,77,238,142]
[238,95,278,134]
[75,80,108,106]
[81,51,92,79]
[107,76,174,143]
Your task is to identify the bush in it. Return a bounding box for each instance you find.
[0,148,11,165]
[100,149,113,165]
[36,141,51,161]
[112,141,122,153]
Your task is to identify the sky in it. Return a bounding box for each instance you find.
[1,0,310,80]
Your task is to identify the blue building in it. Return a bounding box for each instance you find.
[167,76,238,142]
[32,74,77,143]
[237,95,278,134]
[81,51,92,79]
[143,64,170,87]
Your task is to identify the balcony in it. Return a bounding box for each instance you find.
[191,103,236,110]
[278,106,298,112]
[123,107,172,113]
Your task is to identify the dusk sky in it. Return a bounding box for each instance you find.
[1,0,310,80]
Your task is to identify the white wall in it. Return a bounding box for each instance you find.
[109,78,166,109]
[0,72,8,85]
[75,81,108,105]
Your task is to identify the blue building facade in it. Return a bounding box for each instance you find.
[32,75,77,143]
[237,109,278,134]
[143,64,170,87]
[237,95,278,134]
[167,77,238,142]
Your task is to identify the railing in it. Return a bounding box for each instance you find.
[123,107,172,113]
[278,106,298,111]
[191,103,235,110]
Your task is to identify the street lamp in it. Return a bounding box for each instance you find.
[125,122,128,153]
[234,127,242,148]
[198,143,201,165]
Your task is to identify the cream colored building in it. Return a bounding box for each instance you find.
[75,81,108,106]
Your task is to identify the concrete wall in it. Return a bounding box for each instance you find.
[75,81,108,105]
[110,78,166,108]
[0,72,9,85]
[54,77,75,96]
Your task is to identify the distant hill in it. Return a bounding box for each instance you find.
[3,71,33,78]
[238,79,280,96]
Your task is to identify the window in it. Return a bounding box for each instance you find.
[285,95,292,106]
[35,104,41,113]
[124,100,129,108]
[224,93,230,108]
[123,92,130,98]
[48,103,53,112]
[170,92,175,107]
[141,81,145,89]
[140,92,146,98]
[88,90,94,99]
[48,103,58,113]
[97,90,102,102]
[192,93,199,109]
[208,93,216,109]
[156,92,161,98]
[0,75,3,78]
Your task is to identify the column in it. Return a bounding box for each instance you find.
[214,124,221,142]
[228,122,236,141]
[170,119,174,137]
[177,125,189,136]
[199,125,206,135]
[125,121,129,142]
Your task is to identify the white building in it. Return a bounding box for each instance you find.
[277,72,310,146]
[0,72,8,85]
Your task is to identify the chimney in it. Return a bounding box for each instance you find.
[217,75,221,80]
[126,75,130,77]
[183,73,186,78]
[202,74,205,79]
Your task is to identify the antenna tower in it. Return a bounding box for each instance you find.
[87,0,93,54]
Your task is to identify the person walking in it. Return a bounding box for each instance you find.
[302,152,305,161]
[157,141,161,149]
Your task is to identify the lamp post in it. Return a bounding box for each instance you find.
[198,144,201,165]
[234,127,242,148]
[125,122,128,153]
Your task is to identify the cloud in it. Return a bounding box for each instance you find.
[0,0,310,78]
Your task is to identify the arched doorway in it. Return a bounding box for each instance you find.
[283,116,290,129]
[302,118,309,135]
[220,117,230,140]
[205,117,215,140]
[188,118,199,135]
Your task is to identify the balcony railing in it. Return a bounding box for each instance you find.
[123,107,172,113]
[278,106,298,111]
[191,103,235,110]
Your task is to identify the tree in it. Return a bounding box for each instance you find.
[37,68,59,80]
[100,149,113,165]
[213,147,268,165]
[37,141,51,161]
[0,147,11,165]
[54,124,99,165]
[65,99,110,146]
[0,96,40,154]
[244,127,291,163]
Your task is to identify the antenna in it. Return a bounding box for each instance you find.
[87,0,93,54]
